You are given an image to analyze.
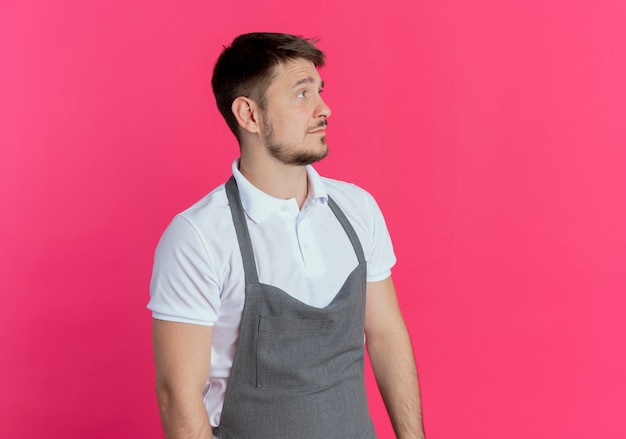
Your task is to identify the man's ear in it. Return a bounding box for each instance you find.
[231,97,260,134]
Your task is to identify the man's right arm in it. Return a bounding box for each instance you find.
[153,319,214,439]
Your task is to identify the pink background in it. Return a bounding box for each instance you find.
[2,1,625,438]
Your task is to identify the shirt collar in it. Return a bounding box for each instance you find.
[231,158,328,223]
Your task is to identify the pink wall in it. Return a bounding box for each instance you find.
[2,1,625,437]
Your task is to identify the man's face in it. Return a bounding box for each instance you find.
[259,58,331,166]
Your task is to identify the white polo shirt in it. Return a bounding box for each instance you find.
[148,159,396,426]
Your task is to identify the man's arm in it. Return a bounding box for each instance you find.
[153,319,214,439]
[365,277,426,439]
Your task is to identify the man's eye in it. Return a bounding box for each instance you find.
[297,91,307,98]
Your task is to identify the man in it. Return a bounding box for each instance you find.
[149,32,425,439]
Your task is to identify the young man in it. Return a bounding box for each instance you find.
[149,32,425,439]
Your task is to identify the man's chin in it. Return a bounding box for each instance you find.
[310,144,329,164]
[266,140,329,166]
[291,147,328,166]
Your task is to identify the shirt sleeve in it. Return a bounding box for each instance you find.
[148,215,220,326]
[363,191,397,283]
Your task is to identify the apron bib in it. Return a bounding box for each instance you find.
[215,176,377,439]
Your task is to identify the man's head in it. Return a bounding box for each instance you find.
[211,32,325,141]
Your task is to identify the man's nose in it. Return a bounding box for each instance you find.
[315,97,331,118]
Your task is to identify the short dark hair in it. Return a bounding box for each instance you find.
[211,32,325,139]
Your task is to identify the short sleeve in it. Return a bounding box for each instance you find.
[148,215,220,325]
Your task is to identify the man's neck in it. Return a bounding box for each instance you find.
[238,156,309,209]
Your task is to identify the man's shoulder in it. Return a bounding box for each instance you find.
[179,183,228,216]
[320,177,381,218]
[169,183,230,234]
[321,177,376,204]
[157,182,236,254]
[322,176,368,195]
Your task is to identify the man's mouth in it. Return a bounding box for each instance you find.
[308,120,328,133]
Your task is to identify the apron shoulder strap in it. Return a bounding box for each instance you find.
[225,176,259,285]
[327,196,366,264]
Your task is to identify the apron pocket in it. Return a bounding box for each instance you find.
[256,314,335,388]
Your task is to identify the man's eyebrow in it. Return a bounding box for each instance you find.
[293,77,324,88]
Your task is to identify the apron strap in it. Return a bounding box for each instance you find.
[225,176,259,285]
[327,196,366,264]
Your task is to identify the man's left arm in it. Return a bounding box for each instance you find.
[365,276,426,439]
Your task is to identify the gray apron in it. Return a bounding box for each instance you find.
[215,176,377,439]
